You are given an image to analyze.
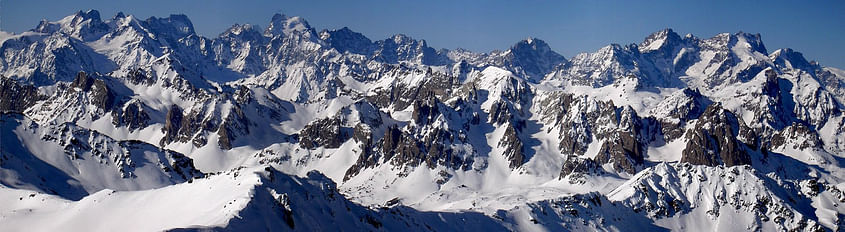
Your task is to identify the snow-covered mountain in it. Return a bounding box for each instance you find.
[2,10,845,231]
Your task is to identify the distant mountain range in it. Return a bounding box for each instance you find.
[1,10,844,231]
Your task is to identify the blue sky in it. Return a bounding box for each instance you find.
[2,0,844,68]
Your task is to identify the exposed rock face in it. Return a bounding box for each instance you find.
[681,103,755,167]
[157,92,264,150]
[160,105,184,147]
[337,104,383,178]
[610,163,825,232]
[299,117,351,149]
[218,104,250,149]
[489,99,529,169]
[300,100,385,151]
[111,100,151,131]
[499,125,525,169]
[391,95,475,173]
[545,93,653,174]
[365,68,460,111]
[181,110,212,148]
[124,68,155,86]
[411,93,440,125]
[752,68,794,133]
[321,27,373,55]
[546,94,591,156]
[344,96,476,180]
[118,140,205,181]
[373,124,473,176]
[0,77,43,112]
[488,100,515,126]
[482,76,532,169]
[343,124,376,181]
[553,44,646,87]
[373,34,449,66]
[70,72,116,110]
[559,155,601,184]
[770,122,822,150]
[499,38,566,82]
[380,125,421,167]
[651,88,712,141]
[593,107,649,174]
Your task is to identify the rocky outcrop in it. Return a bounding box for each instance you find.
[344,125,405,180]
[380,125,420,167]
[1,112,204,199]
[548,94,652,174]
[651,88,712,141]
[379,125,472,174]
[159,97,259,150]
[559,155,601,184]
[118,140,205,180]
[342,124,377,181]
[770,122,822,150]
[594,133,642,174]
[0,77,44,112]
[218,104,251,149]
[488,100,515,125]
[593,107,649,174]
[546,94,592,156]
[111,100,151,131]
[751,68,794,132]
[124,68,155,86]
[70,72,115,110]
[411,93,440,125]
[489,98,529,169]
[299,117,351,149]
[498,38,566,82]
[345,113,476,180]
[366,68,460,111]
[499,125,525,169]
[158,105,213,147]
[321,27,373,55]
[681,103,755,167]
[160,105,184,146]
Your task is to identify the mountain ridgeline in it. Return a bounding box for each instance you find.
[2,10,845,231]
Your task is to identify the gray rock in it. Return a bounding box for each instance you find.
[0,77,44,112]
[111,100,151,131]
[681,103,754,167]
[298,117,351,149]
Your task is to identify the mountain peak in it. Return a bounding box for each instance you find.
[75,9,102,22]
[504,37,565,82]
[512,37,549,49]
[390,33,416,45]
[144,14,196,36]
[381,33,432,50]
[640,28,682,51]
[322,27,373,55]
[264,13,312,37]
[222,23,259,36]
[508,37,562,60]
[734,31,767,54]
[33,9,109,41]
[771,48,814,72]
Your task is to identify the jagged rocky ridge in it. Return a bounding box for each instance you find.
[1,11,845,231]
